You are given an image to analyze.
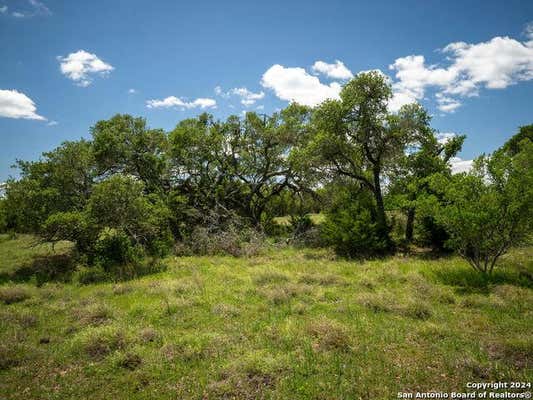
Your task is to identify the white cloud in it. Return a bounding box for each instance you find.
[449,156,474,174]
[312,60,353,80]
[47,120,58,126]
[128,88,137,94]
[435,93,461,113]
[389,34,533,113]
[146,96,216,110]
[0,89,46,120]
[261,64,342,107]
[28,0,50,15]
[214,86,264,106]
[58,50,114,87]
[388,90,418,113]
[8,0,50,18]
[230,87,265,106]
[436,132,457,145]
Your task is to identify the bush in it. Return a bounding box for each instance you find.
[94,228,143,270]
[73,265,109,285]
[321,189,391,258]
[176,217,265,257]
[431,141,533,274]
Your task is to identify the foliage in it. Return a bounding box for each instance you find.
[432,139,533,274]
[1,85,531,274]
[321,185,391,257]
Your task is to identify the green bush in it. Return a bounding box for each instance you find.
[321,189,390,257]
[94,228,143,270]
[73,265,109,285]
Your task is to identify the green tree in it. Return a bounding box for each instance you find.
[91,114,169,193]
[387,111,464,243]
[309,72,429,246]
[3,140,95,232]
[432,139,533,274]
[225,106,311,226]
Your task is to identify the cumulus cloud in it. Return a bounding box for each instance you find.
[58,50,114,87]
[389,33,533,112]
[435,93,461,113]
[261,64,342,107]
[146,96,216,110]
[0,89,46,120]
[312,60,353,80]
[214,86,265,106]
[449,156,474,174]
[230,87,265,106]
[128,88,137,94]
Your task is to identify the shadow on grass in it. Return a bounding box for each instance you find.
[429,265,533,294]
[0,254,76,286]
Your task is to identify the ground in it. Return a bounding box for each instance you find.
[0,234,532,399]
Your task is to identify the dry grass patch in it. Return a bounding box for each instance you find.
[298,273,346,286]
[486,337,533,369]
[0,285,31,304]
[258,283,314,305]
[253,269,290,286]
[212,303,240,318]
[139,327,159,343]
[73,302,113,326]
[113,351,142,370]
[71,325,128,360]
[208,350,287,399]
[306,317,351,351]
[112,283,134,295]
[161,333,227,362]
[356,292,396,313]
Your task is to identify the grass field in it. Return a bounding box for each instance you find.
[0,236,532,399]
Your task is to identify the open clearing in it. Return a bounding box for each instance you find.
[0,237,532,399]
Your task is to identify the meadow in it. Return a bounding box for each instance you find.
[0,234,531,399]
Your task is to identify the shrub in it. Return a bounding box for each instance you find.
[177,221,265,257]
[94,228,142,270]
[431,140,533,274]
[321,189,391,258]
[73,265,109,285]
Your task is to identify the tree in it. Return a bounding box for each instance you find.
[225,106,311,226]
[432,139,533,274]
[309,72,428,246]
[387,110,464,243]
[91,114,169,193]
[3,140,95,232]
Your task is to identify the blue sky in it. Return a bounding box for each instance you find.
[1,0,532,180]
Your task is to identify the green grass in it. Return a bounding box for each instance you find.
[0,234,73,276]
[0,238,532,399]
[272,213,326,226]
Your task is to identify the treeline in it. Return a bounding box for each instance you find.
[0,72,531,277]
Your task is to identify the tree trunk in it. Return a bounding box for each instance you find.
[405,207,415,243]
[372,168,388,238]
